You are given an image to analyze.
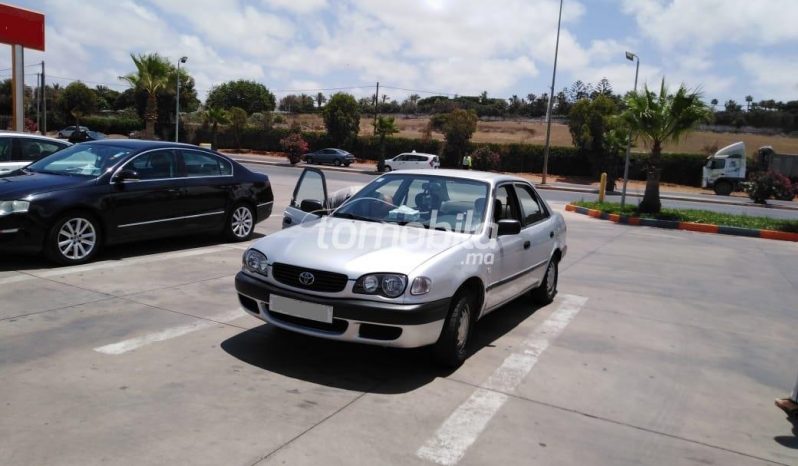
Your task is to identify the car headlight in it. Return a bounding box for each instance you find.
[410,277,432,295]
[354,273,407,298]
[0,200,30,217]
[243,249,268,276]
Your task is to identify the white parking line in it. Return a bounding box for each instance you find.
[93,309,245,355]
[416,294,588,465]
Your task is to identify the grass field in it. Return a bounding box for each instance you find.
[284,114,798,155]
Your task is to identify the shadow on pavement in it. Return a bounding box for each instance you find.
[0,232,265,272]
[774,418,798,449]
[221,297,542,394]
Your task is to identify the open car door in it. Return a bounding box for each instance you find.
[283,168,329,229]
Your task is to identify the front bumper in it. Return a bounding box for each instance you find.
[235,271,449,348]
[0,214,46,254]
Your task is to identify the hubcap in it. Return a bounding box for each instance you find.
[546,262,557,296]
[455,301,471,350]
[232,207,253,238]
[57,218,96,260]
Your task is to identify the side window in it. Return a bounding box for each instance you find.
[182,150,232,177]
[0,138,10,162]
[710,159,726,170]
[515,184,548,225]
[493,185,521,223]
[127,150,180,180]
[18,139,63,161]
[292,170,327,208]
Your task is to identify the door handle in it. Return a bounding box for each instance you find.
[549,231,554,238]
[523,240,531,250]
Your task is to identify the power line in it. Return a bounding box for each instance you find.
[380,85,456,97]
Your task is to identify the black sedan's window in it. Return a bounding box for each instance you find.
[182,150,232,177]
[129,150,180,180]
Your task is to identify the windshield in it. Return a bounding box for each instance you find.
[333,174,489,233]
[26,144,133,177]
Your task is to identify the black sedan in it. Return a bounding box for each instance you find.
[0,140,273,265]
[303,148,355,167]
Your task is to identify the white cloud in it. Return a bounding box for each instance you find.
[741,53,798,101]
[263,0,328,14]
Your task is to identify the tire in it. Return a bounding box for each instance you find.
[531,257,558,305]
[713,181,733,196]
[334,159,342,167]
[225,203,255,242]
[384,165,392,172]
[344,162,351,167]
[433,291,477,368]
[45,213,102,265]
[305,157,313,164]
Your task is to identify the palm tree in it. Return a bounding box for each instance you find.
[745,95,753,112]
[120,53,171,139]
[374,115,399,172]
[621,80,712,213]
[203,107,229,150]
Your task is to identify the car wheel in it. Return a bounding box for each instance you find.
[433,291,477,368]
[305,157,313,164]
[334,159,342,167]
[384,165,392,172]
[225,203,255,242]
[46,213,102,265]
[531,257,558,305]
[713,181,733,196]
[344,162,351,167]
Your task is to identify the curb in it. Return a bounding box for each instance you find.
[564,204,798,243]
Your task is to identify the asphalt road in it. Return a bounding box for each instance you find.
[242,163,798,221]
[1,165,797,465]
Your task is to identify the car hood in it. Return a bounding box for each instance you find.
[0,170,95,199]
[251,217,471,276]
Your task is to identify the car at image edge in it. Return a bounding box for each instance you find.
[0,139,273,265]
[235,169,566,367]
[0,133,71,175]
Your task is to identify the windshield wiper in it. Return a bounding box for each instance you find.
[333,212,384,223]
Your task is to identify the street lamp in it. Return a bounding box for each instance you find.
[541,0,564,185]
[175,56,188,142]
[620,51,640,208]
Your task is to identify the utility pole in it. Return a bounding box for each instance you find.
[35,72,41,132]
[620,52,640,209]
[373,81,379,135]
[175,56,187,142]
[541,0,564,185]
[41,61,46,135]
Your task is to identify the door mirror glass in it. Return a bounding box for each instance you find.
[497,219,521,236]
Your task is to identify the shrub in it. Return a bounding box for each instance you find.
[470,146,501,171]
[81,114,144,135]
[744,171,793,204]
[280,133,309,164]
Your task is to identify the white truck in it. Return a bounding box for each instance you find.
[702,142,798,196]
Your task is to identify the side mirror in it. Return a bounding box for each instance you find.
[497,219,522,236]
[300,199,324,213]
[113,169,139,183]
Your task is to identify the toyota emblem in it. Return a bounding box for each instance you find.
[298,271,315,286]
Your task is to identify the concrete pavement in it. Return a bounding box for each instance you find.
[1,167,797,465]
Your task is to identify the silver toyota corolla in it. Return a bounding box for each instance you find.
[235,169,567,366]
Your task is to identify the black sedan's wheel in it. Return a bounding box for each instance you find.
[433,291,476,367]
[225,204,255,241]
[531,258,558,305]
[46,214,102,265]
[334,159,342,167]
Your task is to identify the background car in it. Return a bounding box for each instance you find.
[57,126,89,139]
[384,152,440,171]
[303,148,355,167]
[0,140,273,265]
[68,129,107,143]
[0,133,71,175]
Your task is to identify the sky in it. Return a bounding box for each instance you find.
[3,0,798,105]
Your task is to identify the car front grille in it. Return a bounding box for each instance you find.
[271,263,348,292]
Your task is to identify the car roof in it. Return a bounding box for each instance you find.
[398,152,436,157]
[381,168,530,185]
[75,139,214,151]
[0,132,71,144]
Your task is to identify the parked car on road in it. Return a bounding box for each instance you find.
[0,140,273,265]
[68,129,107,143]
[57,126,89,139]
[384,151,440,171]
[0,133,71,176]
[303,148,355,167]
[236,169,566,366]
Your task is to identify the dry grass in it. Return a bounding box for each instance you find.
[280,114,798,155]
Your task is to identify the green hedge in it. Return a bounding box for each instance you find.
[194,127,708,186]
[81,115,144,135]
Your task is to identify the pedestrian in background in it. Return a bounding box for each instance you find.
[462,154,473,170]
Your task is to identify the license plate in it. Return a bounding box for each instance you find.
[269,295,333,323]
